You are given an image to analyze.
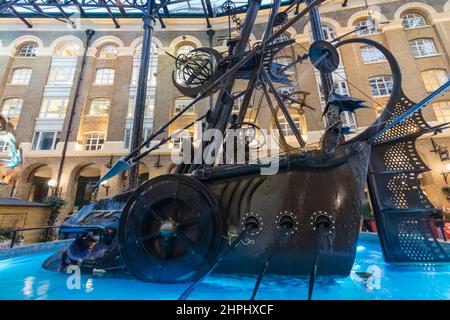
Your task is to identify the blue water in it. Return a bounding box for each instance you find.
[0,238,449,300]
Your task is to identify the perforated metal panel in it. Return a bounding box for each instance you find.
[373,96,429,144]
[367,92,449,262]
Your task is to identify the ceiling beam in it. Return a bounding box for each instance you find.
[8,5,33,27]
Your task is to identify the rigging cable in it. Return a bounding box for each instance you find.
[178,222,258,300]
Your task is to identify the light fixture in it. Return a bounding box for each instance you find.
[48,179,57,188]
[442,164,450,184]
[47,179,62,196]
[101,180,110,196]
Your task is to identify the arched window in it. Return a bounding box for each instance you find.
[175,43,196,84]
[355,17,378,36]
[54,42,81,57]
[2,98,23,116]
[402,12,428,29]
[89,98,110,115]
[98,44,118,59]
[322,25,336,41]
[369,76,393,96]
[421,69,448,92]
[176,43,195,57]
[17,42,38,57]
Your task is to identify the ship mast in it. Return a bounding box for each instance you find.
[306,0,336,127]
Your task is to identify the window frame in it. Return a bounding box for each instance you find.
[409,38,438,58]
[432,101,450,123]
[94,68,115,85]
[171,129,194,149]
[10,68,32,85]
[88,97,111,115]
[39,97,69,118]
[369,75,394,97]
[354,18,379,36]
[402,12,428,30]
[322,24,337,41]
[84,132,106,151]
[2,98,23,117]
[17,43,38,57]
[31,131,60,151]
[360,45,386,64]
[98,44,119,59]
[421,69,449,92]
[47,66,76,85]
[174,97,195,115]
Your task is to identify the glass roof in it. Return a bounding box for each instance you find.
[0,0,296,19]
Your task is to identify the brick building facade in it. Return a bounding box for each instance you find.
[0,0,450,219]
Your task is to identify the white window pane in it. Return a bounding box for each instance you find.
[172,129,193,149]
[433,101,450,122]
[95,68,115,84]
[31,131,59,150]
[89,98,110,115]
[10,68,32,85]
[18,43,38,57]
[355,18,378,36]
[2,98,23,116]
[369,76,393,96]
[39,97,68,118]
[402,13,427,29]
[174,98,194,114]
[361,46,385,64]
[129,42,158,130]
[421,69,449,92]
[410,39,437,58]
[99,45,118,59]
[48,67,75,85]
[84,132,106,150]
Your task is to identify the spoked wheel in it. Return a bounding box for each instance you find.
[119,174,223,283]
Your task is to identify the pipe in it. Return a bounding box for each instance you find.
[178,221,258,300]
[128,0,155,190]
[188,0,262,172]
[306,0,335,129]
[237,0,282,123]
[308,214,332,300]
[55,29,95,194]
[250,215,294,300]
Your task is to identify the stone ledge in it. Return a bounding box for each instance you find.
[0,239,72,261]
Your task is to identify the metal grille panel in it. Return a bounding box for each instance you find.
[367,91,449,262]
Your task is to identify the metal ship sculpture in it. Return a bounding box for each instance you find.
[43,0,450,299]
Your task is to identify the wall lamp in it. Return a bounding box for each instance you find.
[48,179,62,197]
[442,164,450,185]
[101,180,110,197]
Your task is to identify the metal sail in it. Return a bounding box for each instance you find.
[367,84,450,262]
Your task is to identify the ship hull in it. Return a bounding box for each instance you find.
[44,142,370,280]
